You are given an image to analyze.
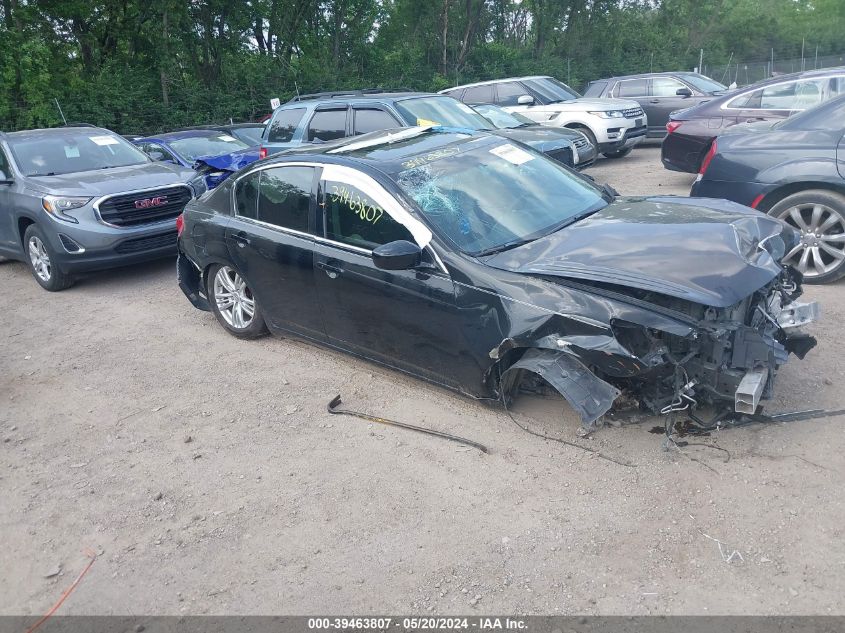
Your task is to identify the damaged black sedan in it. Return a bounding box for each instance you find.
[176,126,818,427]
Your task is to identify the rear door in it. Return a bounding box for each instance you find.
[305,106,349,142]
[614,78,651,127]
[351,105,403,136]
[311,164,462,385]
[225,164,326,341]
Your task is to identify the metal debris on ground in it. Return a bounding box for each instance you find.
[327,395,488,453]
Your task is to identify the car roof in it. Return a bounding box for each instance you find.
[283,91,431,106]
[139,129,235,142]
[590,71,709,83]
[440,76,552,92]
[4,126,115,139]
[261,126,494,173]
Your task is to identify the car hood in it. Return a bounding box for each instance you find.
[491,128,573,152]
[538,97,641,112]
[193,147,261,172]
[25,162,197,196]
[481,196,797,308]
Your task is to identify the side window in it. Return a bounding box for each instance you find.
[144,143,177,162]
[353,108,400,135]
[615,79,648,97]
[234,171,260,220]
[496,82,528,106]
[462,84,494,105]
[652,77,687,97]
[257,166,314,232]
[583,81,607,97]
[307,109,347,142]
[268,108,306,143]
[323,180,414,250]
[727,89,762,109]
[792,79,825,110]
[759,82,797,109]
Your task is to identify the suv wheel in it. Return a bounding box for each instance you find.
[23,224,74,291]
[207,263,268,338]
[768,190,845,284]
[603,147,632,159]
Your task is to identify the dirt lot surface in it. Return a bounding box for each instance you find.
[2,146,844,616]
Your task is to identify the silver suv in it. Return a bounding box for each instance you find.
[0,127,202,291]
[440,75,648,158]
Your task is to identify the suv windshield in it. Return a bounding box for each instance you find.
[523,77,581,103]
[394,96,493,130]
[393,139,607,256]
[682,74,727,93]
[474,105,533,129]
[169,134,250,161]
[8,130,148,177]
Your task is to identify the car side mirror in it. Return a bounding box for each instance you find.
[517,95,535,105]
[372,240,422,271]
[148,150,167,161]
[676,87,693,98]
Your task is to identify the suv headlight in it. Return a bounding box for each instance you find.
[41,195,92,223]
[588,110,625,119]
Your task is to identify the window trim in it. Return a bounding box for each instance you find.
[721,73,845,111]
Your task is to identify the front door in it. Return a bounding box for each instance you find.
[649,77,697,132]
[311,165,461,385]
[225,164,326,342]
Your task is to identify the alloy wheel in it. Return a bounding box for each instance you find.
[28,236,52,282]
[213,266,255,329]
[776,202,845,278]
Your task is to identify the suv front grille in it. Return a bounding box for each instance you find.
[97,186,192,227]
[623,107,644,119]
[114,230,177,254]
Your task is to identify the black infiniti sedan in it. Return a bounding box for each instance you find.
[177,127,817,426]
[692,95,845,284]
[662,67,845,173]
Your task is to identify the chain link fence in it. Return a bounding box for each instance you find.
[706,52,845,87]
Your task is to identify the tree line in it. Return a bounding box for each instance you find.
[1,0,843,133]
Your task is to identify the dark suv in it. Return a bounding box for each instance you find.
[260,90,582,168]
[0,126,201,290]
[583,72,727,139]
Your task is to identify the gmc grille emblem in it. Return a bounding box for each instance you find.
[134,196,168,209]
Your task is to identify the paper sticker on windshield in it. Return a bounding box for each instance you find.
[90,135,119,146]
[417,118,440,127]
[217,135,237,142]
[64,145,80,158]
[489,143,534,165]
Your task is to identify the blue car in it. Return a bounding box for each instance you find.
[134,129,260,189]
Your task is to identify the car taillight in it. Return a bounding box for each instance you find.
[699,140,717,175]
[259,147,268,159]
[176,213,185,237]
[666,121,682,134]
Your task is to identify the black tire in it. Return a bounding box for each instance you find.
[602,147,633,159]
[22,224,74,291]
[206,263,268,338]
[767,190,845,284]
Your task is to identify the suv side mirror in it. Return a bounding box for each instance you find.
[148,150,167,161]
[517,95,535,106]
[676,87,693,98]
[372,240,421,270]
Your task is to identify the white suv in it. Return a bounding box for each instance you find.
[440,75,647,158]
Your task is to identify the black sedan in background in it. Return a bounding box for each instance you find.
[176,126,816,425]
[692,95,845,283]
[662,67,845,173]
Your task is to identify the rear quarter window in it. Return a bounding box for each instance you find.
[268,108,306,143]
[583,81,607,97]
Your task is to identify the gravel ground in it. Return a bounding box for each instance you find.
[2,146,844,616]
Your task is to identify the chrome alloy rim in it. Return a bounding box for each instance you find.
[213,267,255,329]
[28,236,52,281]
[776,202,845,277]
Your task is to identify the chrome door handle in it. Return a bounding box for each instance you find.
[316,261,343,278]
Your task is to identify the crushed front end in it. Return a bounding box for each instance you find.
[607,268,818,418]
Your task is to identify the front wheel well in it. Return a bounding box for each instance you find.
[756,182,845,213]
[17,216,36,247]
